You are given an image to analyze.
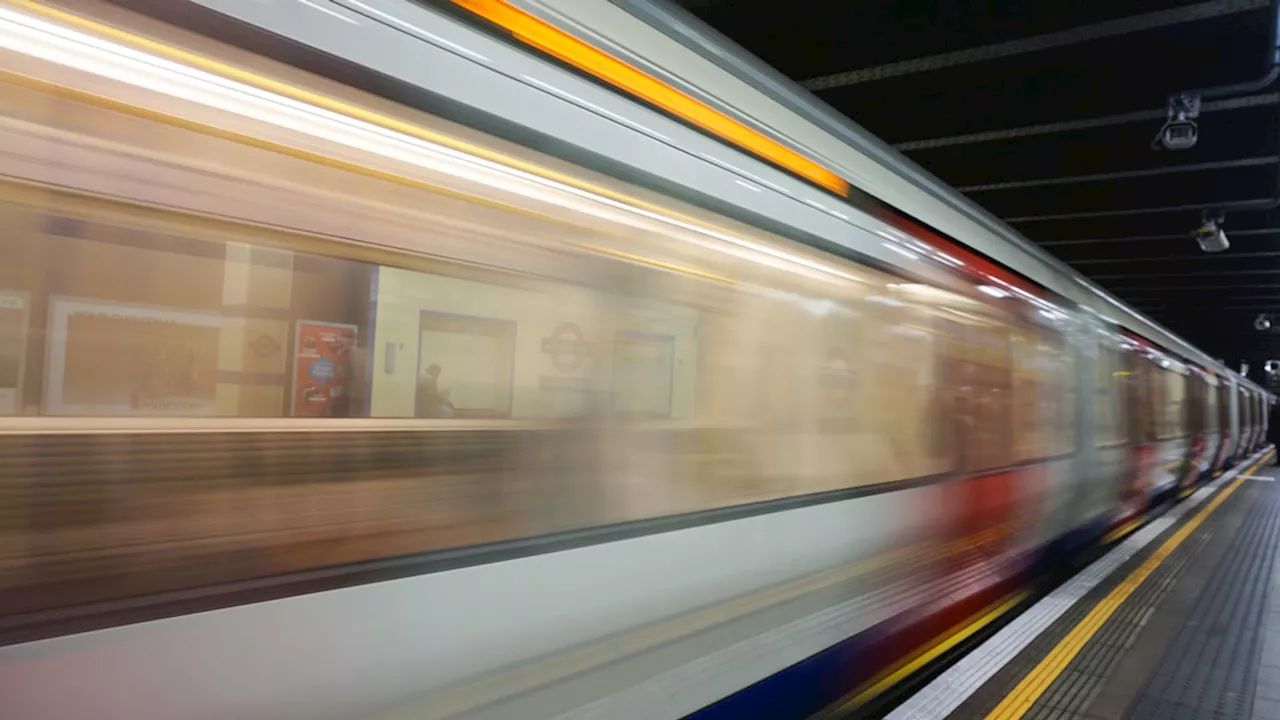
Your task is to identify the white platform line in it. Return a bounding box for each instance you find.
[885,446,1275,720]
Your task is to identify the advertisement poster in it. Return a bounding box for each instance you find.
[0,291,28,415]
[45,297,220,416]
[292,320,357,417]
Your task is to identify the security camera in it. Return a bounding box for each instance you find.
[1195,225,1229,252]
[1153,93,1201,151]
[1256,314,1272,331]
[1266,360,1280,375]
[1195,210,1229,252]
[1161,121,1198,150]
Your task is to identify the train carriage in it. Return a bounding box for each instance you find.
[0,1,1272,719]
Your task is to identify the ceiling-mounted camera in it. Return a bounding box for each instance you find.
[1194,209,1229,253]
[1161,119,1198,150]
[1256,314,1272,331]
[1153,93,1201,151]
[1265,360,1280,375]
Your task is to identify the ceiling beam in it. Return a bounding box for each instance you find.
[1131,303,1280,309]
[959,157,1279,193]
[895,93,1276,151]
[1139,310,1277,321]
[1071,250,1280,265]
[1102,284,1280,290]
[1124,295,1280,303]
[1006,198,1275,223]
[800,0,1269,90]
[1039,227,1280,246]
[1095,272,1280,281]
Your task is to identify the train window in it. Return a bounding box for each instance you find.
[1208,379,1218,427]
[0,198,710,422]
[1240,389,1251,440]
[1011,327,1074,461]
[0,203,374,418]
[934,318,1014,473]
[1125,352,1156,443]
[1220,383,1233,437]
[1011,328,1041,462]
[1054,337,1078,454]
[1093,343,1127,447]
[1157,369,1188,439]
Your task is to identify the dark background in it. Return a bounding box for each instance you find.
[676,0,1280,387]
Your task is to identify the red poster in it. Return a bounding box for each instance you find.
[291,321,357,417]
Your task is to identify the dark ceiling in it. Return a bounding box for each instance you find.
[675,0,1280,374]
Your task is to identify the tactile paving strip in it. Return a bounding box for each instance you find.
[988,472,1265,720]
[1125,479,1280,720]
[889,482,1226,720]
[936,508,1213,720]
[1016,509,1217,720]
[886,448,1275,720]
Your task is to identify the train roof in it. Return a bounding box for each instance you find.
[505,0,1268,394]
[131,0,1268,395]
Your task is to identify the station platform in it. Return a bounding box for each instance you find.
[885,446,1280,720]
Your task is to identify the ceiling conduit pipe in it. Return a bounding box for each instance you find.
[1158,0,1280,218]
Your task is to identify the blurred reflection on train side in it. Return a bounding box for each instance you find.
[0,35,1070,621]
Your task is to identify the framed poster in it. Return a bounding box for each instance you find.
[612,330,675,418]
[0,290,28,415]
[45,297,221,416]
[292,320,358,417]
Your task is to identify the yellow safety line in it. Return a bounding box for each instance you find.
[823,591,1028,716]
[983,450,1275,720]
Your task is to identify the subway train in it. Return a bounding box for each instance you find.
[0,0,1272,719]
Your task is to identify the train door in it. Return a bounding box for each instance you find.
[1089,332,1130,528]
[1258,392,1267,450]
[1227,377,1242,464]
[934,317,1019,557]
[1180,369,1205,497]
[1240,386,1253,459]
[1116,341,1156,527]
[1201,373,1221,482]
[1253,391,1266,452]
[1259,392,1269,448]
[1011,323,1080,553]
[1240,388,1252,455]
[1251,390,1261,452]
[1150,354,1189,502]
[1215,380,1233,473]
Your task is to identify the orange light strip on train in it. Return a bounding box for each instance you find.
[451,0,850,197]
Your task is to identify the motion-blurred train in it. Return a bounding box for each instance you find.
[0,0,1271,718]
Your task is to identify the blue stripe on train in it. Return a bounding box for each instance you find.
[683,513,1112,720]
[684,464,1247,720]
